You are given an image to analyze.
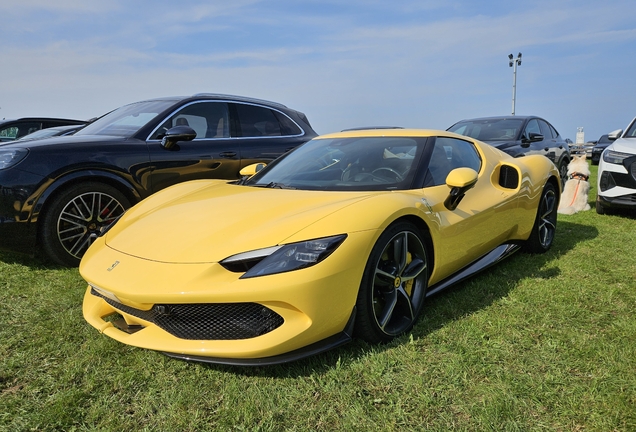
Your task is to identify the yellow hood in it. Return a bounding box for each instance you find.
[105,180,375,263]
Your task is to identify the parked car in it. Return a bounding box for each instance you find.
[14,124,86,141]
[447,116,570,185]
[568,141,586,155]
[590,134,613,165]
[80,128,560,365]
[596,116,636,214]
[0,117,86,142]
[0,94,317,266]
[583,141,597,159]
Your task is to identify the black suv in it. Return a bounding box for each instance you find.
[0,94,317,266]
[448,116,570,184]
[590,134,613,165]
[0,117,86,142]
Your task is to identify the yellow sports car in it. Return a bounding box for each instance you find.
[81,128,560,365]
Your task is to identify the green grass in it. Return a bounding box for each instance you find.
[1,163,635,431]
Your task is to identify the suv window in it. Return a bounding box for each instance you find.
[3,122,42,140]
[426,137,482,187]
[152,102,230,140]
[524,119,542,139]
[538,120,554,139]
[233,104,300,137]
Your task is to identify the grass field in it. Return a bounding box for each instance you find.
[1,163,635,431]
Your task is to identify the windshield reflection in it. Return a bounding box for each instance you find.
[75,99,178,137]
[247,137,425,191]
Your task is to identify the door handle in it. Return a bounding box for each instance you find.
[219,151,237,158]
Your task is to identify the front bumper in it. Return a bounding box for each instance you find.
[597,156,636,210]
[81,230,375,363]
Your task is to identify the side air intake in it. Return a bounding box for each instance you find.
[499,165,519,189]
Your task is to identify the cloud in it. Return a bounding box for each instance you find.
[0,0,634,138]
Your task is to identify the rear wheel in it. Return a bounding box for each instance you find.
[523,182,557,253]
[41,182,130,266]
[354,221,429,344]
[558,159,569,190]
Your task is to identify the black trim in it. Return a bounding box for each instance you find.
[162,308,357,366]
[597,193,636,210]
[426,243,520,297]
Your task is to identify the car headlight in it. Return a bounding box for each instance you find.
[221,234,347,278]
[0,149,28,170]
[603,150,633,165]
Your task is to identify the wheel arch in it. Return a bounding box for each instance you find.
[545,174,561,201]
[33,171,142,243]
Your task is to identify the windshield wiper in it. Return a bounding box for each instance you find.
[264,182,296,189]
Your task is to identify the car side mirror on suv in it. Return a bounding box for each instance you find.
[161,125,197,149]
[608,129,623,141]
[520,132,543,147]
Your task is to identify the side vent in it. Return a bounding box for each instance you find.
[499,165,519,189]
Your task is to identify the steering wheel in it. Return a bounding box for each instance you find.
[371,167,403,182]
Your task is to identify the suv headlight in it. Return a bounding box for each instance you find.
[603,150,633,165]
[221,235,347,278]
[0,149,29,170]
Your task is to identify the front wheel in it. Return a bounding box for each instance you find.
[595,195,615,215]
[354,221,429,344]
[40,182,130,266]
[523,182,557,253]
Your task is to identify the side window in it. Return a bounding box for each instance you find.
[426,137,482,187]
[0,126,19,140]
[538,120,554,139]
[273,110,302,136]
[233,104,297,137]
[524,119,541,139]
[151,102,229,140]
[5,122,42,140]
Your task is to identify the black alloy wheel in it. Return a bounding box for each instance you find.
[523,182,557,253]
[354,221,429,343]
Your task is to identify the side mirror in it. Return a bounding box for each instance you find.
[161,125,196,149]
[444,167,478,211]
[608,129,623,141]
[528,132,544,142]
[239,163,266,177]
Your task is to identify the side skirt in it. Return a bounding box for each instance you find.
[426,243,520,297]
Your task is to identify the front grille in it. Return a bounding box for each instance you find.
[91,288,284,340]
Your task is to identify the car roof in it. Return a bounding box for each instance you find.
[0,117,85,126]
[317,128,466,139]
[454,115,537,122]
[133,93,290,111]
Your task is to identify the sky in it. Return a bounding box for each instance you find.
[1,0,635,142]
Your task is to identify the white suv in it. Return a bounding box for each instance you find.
[596,116,636,214]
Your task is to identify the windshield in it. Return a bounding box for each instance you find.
[624,119,636,138]
[75,100,177,137]
[449,118,524,142]
[246,136,426,191]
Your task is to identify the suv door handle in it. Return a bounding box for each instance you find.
[219,151,237,158]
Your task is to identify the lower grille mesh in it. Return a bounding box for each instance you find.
[91,288,284,340]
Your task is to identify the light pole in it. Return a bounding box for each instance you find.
[508,52,522,115]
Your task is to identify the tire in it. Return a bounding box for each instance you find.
[354,221,429,344]
[523,182,557,254]
[595,195,605,215]
[41,182,130,266]
[558,159,569,190]
[595,195,614,215]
